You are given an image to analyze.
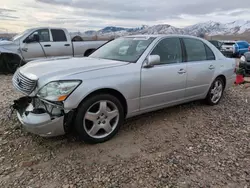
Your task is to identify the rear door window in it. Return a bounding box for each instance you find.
[51,29,67,42]
[183,38,215,62]
[183,38,206,62]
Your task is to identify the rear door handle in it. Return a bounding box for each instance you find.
[64,44,70,46]
[209,65,215,70]
[44,45,51,47]
[178,69,186,74]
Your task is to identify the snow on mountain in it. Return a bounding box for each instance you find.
[183,21,225,36]
[94,25,148,36]
[224,20,250,34]
[98,26,127,34]
[138,24,183,35]
[82,20,250,37]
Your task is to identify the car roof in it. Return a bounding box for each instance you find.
[124,34,206,40]
[28,27,68,31]
[222,40,236,43]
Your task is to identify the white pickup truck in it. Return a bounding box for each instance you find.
[0,27,108,73]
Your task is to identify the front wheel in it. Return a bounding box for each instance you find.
[75,94,124,144]
[205,77,225,105]
[1,54,23,74]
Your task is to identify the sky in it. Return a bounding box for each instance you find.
[1,0,250,33]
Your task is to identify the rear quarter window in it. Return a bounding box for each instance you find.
[205,44,215,60]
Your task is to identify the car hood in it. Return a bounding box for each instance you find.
[0,40,14,46]
[19,57,129,79]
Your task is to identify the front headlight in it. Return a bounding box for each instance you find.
[240,55,246,63]
[37,80,81,102]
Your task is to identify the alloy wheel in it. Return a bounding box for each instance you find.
[210,80,223,103]
[83,100,119,139]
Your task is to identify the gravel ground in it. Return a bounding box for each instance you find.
[0,74,250,188]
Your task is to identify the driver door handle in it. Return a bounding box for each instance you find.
[209,65,215,70]
[21,47,28,52]
[44,44,51,47]
[178,69,186,74]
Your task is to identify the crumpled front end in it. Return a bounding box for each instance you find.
[240,52,250,74]
[12,96,74,137]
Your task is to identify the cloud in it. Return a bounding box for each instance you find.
[0,8,16,12]
[0,7,19,21]
[0,15,19,19]
[228,9,250,16]
[36,0,250,20]
[1,0,250,32]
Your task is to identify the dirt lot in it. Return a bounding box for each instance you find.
[0,74,250,188]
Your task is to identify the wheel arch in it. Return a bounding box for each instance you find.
[77,88,128,117]
[216,74,226,89]
[0,52,24,73]
[84,49,96,57]
[0,52,23,60]
[205,74,227,98]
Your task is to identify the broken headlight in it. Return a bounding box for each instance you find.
[37,80,81,102]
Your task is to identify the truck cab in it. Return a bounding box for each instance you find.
[0,27,107,73]
[20,28,73,61]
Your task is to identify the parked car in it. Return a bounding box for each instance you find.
[0,27,107,73]
[220,40,236,57]
[220,40,250,57]
[208,40,223,50]
[12,35,236,143]
[239,52,250,74]
[232,41,250,57]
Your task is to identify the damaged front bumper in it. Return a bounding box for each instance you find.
[239,62,250,75]
[12,97,74,137]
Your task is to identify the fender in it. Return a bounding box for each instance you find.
[0,46,23,60]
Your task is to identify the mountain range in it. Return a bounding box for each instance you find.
[78,20,250,37]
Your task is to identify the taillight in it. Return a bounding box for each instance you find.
[248,46,250,51]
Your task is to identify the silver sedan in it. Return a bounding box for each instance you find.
[12,35,236,143]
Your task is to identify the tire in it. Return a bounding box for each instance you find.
[75,94,124,144]
[205,77,225,105]
[0,55,8,74]
[2,54,23,74]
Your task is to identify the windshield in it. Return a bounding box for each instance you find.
[11,29,32,41]
[210,41,218,45]
[223,42,235,45]
[89,37,156,63]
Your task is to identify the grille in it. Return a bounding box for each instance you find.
[12,71,37,95]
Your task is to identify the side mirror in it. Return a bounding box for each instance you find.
[33,34,40,42]
[144,55,160,68]
[24,34,40,43]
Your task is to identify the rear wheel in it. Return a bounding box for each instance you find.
[205,77,224,105]
[75,94,124,144]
